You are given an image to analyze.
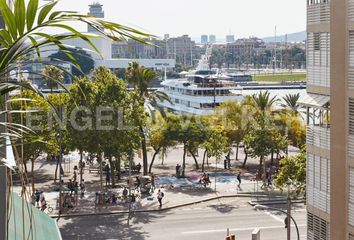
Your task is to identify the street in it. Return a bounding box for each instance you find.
[58,198,307,240]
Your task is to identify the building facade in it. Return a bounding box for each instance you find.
[209,35,216,43]
[303,0,354,239]
[201,35,208,44]
[87,2,104,33]
[226,35,235,43]
[166,35,197,66]
[111,39,166,59]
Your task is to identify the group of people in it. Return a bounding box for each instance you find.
[175,164,184,178]
[255,169,275,189]
[34,189,47,211]
[199,173,211,187]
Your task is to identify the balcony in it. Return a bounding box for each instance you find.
[307,125,330,150]
[307,3,330,25]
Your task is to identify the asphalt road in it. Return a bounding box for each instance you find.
[58,198,307,240]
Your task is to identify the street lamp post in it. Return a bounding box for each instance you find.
[254,204,300,240]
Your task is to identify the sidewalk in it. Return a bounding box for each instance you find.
[12,148,295,218]
[44,177,287,218]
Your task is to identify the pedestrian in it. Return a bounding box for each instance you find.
[131,194,136,209]
[157,189,164,208]
[68,179,74,194]
[39,191,46,211]
[72,166,78,184]
[122,187,128,202]
[176,164,180,178]
[237,172,242,189]
[135,176,141,190]
[136,163,141,173]
[105,164,111,187]
[34,189,40,207]
[80,179,86,197]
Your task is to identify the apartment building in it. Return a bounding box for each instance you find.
[302,0,354,239]
[166,35,197,66]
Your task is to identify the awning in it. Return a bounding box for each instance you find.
[298,94,330,108]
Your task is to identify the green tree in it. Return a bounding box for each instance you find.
[42,65,64,93]
[148,114,176,173]
[125,61,170,175]
[178,116,206,175]
[244,116,288,183]
[11,90,56,192]
[275,147,306,195]
[202,125,229,172]
[280,93,301,116]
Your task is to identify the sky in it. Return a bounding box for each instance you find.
[51,0,306,40]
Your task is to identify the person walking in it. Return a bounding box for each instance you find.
[105,164,111,187]
[237,172,242,190]
[72,166,78,184]
[135,176,141,190]
[122,187,128,203]
[34,189,40,207]
[80,179,86,197]
[157,189,164,208]
[131,193,136,210]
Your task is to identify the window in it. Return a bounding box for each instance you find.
[307,213,329,240]
[314,33,320,51]
[349,98,354,135]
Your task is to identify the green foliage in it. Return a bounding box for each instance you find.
[203,125,229,160]
[209,45,306,70]
[243,118,287,163]
[41,65,64,90]
[275,147,306,195]
[0,0,152,101]
[252,73,306,82]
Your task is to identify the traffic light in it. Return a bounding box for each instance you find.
[284,216,288,228]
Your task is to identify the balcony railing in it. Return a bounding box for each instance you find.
[307,125,330,150]
[307,3,330,25]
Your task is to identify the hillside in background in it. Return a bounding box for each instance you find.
[262,31,306,43]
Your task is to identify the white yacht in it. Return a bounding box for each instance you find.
[159,46,243,115]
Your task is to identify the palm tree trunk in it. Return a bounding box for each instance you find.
[242,147,248,167]
[79,149,83,184]
[31,159,35,193]
[189,150,199,170]
[108,156,115,187]
[116,154,121,180]
[182,145,186,177]
[235,143,239,161]
[140,127,148,175]
[98,153,103,204]
[259,156,263,177]
[54,156,59,182]
[149,147,161,173]
[202,149,207,172]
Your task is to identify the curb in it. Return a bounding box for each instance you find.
[248,199,306,206]
[52,193,280,219]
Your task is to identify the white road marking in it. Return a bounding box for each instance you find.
[181,224,307,235]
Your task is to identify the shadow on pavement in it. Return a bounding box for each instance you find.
[59,209,174,240]
[208,204,237,214]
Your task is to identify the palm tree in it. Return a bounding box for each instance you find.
[42,65,64,93]
[280,93,301,115]
[126,62,170,175]
[251,90,278,113]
